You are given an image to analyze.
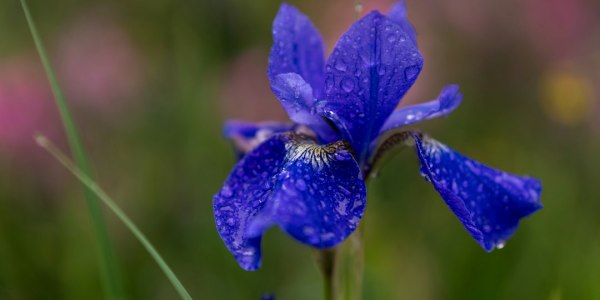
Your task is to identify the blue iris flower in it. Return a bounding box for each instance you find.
[214,1,542,271]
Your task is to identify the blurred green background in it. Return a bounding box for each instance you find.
[1,0,599,299]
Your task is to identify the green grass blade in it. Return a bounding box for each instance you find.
[36,135,193,300]
[18,0,123,298]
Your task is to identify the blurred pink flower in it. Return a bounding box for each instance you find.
[523,0,597,62]
[56,11,144,116]
[0,57,59,156]
[219,48,287,122]
[439,0,494,41]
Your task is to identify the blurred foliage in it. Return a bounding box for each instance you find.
[0,0,599,299]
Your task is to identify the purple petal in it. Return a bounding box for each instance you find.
[268,4,325,98]
[223,120,295,158]
[379,85,462,134]
[413,134,542,251]
[213,134,366,270]
[319,11,423,163]
[388,0,418,45]
[271,73,337,142]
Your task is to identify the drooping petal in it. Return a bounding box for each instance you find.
[270,73,337,142]
[413,134,542,251]
[268,4,326,98]
[213,133,366,270]
[379,85,462,134]
[319,11,423,163]
[223,120,295,158]
[388,0,418,45]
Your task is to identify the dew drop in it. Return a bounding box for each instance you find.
[496,241,505,249]
[334,152,347,160]
[334,59,347,71]
[221,186,233,198]
[420,170,431,182]
[303,226,315,236]
[483,225,491,233]
[325,76,335,93]
[295,178,307,191]
[387,33,397,43]
[404,65,420,81]
[340,77,355,93]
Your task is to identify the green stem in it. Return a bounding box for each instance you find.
[18,0,123,298]
[315,249,336,300]
[36,135,193,300]
[316,224,365,300]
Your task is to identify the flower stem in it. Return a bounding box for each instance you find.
[36,135,193,300]
[316,224,364,300]
[18,1,123,298]
[315,249,336,300]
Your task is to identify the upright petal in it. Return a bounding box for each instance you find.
[388,0,418,45]
[270,73,337,142]
[213,134,366,270]
[268,4,326,98]
[379,85,462,134]
[223,120,295,158]
[319,11,423,163]
[413,134,542,251]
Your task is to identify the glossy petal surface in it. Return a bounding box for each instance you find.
[213,134,366,270]
[413,134,542,251]
[319,11,423,162]
[379,85,462,134]
[223,120,294,158]
[268,4,325,98]
[388,0,417,45]
[271,73,337,142]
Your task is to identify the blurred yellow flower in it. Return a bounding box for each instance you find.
[539,68,593,126]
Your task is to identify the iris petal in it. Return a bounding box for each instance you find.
[379,85,462,134]
[223,120,294,158]
[271,73,337,142]
[388,0,418,45]
[213,134,366,270]
[319,11,423,163]
[413,134,542,251]
[268,4,326,98]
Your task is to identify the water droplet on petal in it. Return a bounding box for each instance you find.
[404,65,420,81]
[325,76,334,93]
[221,186,233,198]
[496,241,505,249]
[420,171,431,182]
[334,152,347,160]
[334,59,347,71]
[340,77,355,93]
[295,178,307,191]
[387,33,397,43]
